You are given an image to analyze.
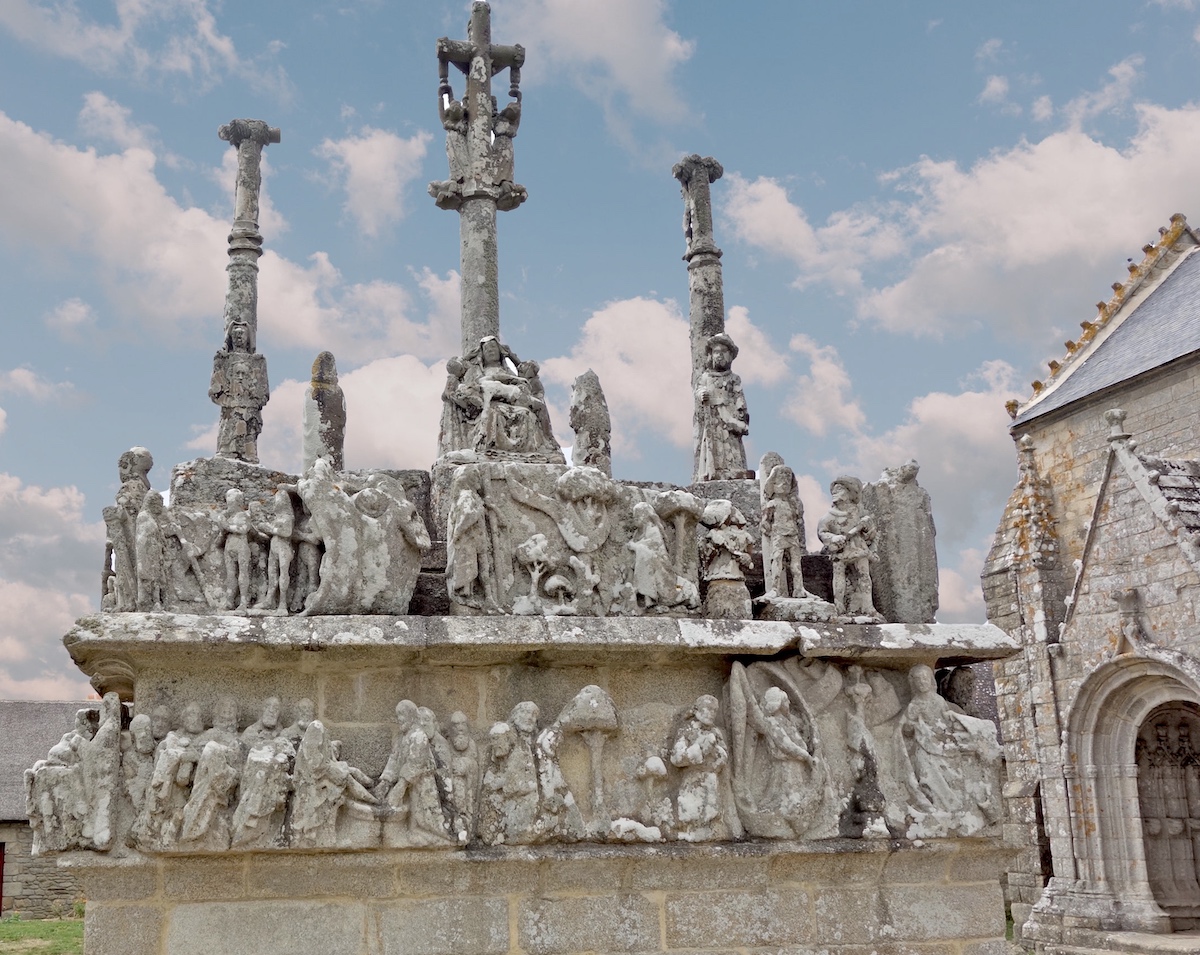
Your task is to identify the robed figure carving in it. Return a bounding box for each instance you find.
[694,333,749,482]
[209,320,269,464]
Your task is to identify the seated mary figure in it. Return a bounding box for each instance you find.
[455,336,562,460]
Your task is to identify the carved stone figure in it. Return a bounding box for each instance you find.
[627,502,699,613]
[818,476,879,619]
[231,734,294,850]
[355,475,431,614]
[843,665,889,838]
[242,698,284,747]
[728,664,827,839]
[280,699,317,749]
[291,720,377,850]
[209,321,270,464]
[295,458,360,614]
[863,460,939,624]
[508,701,584,843]
[254,491,295,613]
[478,721,537,846]
[699,500,753,619]
[670,695,730,842]
[217,488,253,611]
[291,514,322,613]
[760,463,807,599]
[376,700,453,847]
[437,357,476,456]
[102,446,153,611]
[303,351,347,471]
[134,491,169,611]
[121,713,157,825]
[133,702,205,851]
[446,465,503,612]
[456,337,562,460]
[179,697,242,851]
[898,664,1001,836]
[446,711,480,841]
[694,333,749,483]
[569,369,612,476]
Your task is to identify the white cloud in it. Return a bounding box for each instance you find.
[782,334,865,438]
[937,544,990,623]
[45,297,99,342]
[723,173,906,294]
[0,407,7,436]
[0,580,95,701]
[541,296,692,458]
[845,360,1022,562]
[0,367,75,402]
[1062,55,1143,129]
[0,0,288,96]
[0,106,461,363]
[507,0,694,145]
[978,75,1010,105]
[724,306,790,387]
[975,38,1003,63]
[255,357,446,475]
[315,127,432,238]
[727,91,1200,345]
[78,90,154,150]
[1031,94,1054,122]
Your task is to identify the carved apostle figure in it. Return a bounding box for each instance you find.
[133,702,205,851]
[478,721,538,846]
[818,476,878,618]
[178,697,242,852]
[254,491,295,613]
[231,734,294,850]
[694,333,750,482]
[446,465,504,612]
[437,357,476,456]
[302,351,346,471]
[627,501,697,613]
[134,490,169,611]
[446,711,480,840]
[699,500,754,619]
[209,320,269,464]
[102,446,153,611]
[761,464,808,599]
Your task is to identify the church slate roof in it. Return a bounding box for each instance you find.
[0,701,92,821]
[1138,453,1200,536]
[1014,245,1200,426]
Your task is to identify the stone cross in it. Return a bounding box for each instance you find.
[430,2,526,356]
[209,119,279,464]
[673,155,726,386]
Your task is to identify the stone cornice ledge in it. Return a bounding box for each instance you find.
[65,613,1017,669]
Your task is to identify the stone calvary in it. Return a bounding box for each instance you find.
[29,6,1017,954]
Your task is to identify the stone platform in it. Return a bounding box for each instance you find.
[68,838,1011,955]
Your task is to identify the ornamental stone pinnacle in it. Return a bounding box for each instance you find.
[209,119,279,464]
[429,1,526,355]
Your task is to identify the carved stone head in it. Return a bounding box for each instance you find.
[705,333,739,372]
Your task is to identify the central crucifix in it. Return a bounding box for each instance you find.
[430,1,526,356]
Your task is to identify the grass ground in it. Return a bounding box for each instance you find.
[0,918,84,954]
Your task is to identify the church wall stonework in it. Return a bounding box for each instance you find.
[0,822,83,917]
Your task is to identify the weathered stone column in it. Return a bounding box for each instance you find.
[209,118,278,464]
[673,154,725,385]
[430,2,525,356]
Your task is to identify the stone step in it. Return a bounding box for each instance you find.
[1047,932,1200,955]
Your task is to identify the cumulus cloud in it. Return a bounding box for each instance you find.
[0,105,459,363]
[0,367,75,402]
[315,127,432,238]
[1061,55,1143,129]
[975,38,1003,63]
[725,306,790,387]
[782,335,865,438]
[78,91,154,150]
[507,0,694,147]
[541,296,692,458]
[726,89,1200,346]
[1031,94,1054,122]
[978,75,1010,105]
[45,297,99,342]
[0,0,289,97]
[0,473,103,699]
[254,356,446,475]
[844,360,1023,567]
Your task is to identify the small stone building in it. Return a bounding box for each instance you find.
[984,214,1200,951]
[0,701,90,917]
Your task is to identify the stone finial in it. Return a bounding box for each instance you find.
[218,119,281,149]
[1104,408,1130,442]
[303,351,347,471]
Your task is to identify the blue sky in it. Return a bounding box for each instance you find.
[3,0,1200,698]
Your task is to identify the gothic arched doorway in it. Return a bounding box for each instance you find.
[1137,702,1200,928]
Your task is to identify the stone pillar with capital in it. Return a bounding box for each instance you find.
[209,119,279,464]
[673,154,726,387]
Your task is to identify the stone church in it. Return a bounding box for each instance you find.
[985,213,1200,952]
